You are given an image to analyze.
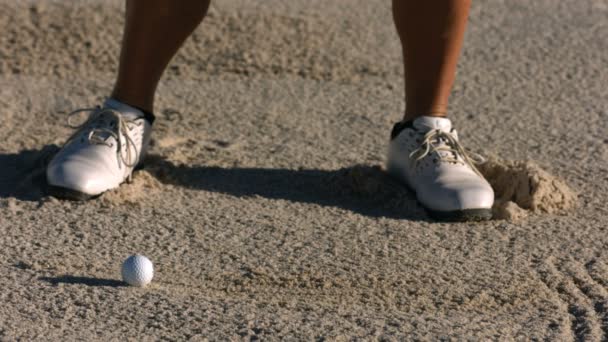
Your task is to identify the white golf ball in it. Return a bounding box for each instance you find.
[121,254,154,287]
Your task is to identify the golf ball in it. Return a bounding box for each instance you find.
[121,254,154,287]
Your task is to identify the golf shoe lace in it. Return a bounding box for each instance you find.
[66,107,141,173]
[409,129,485,176]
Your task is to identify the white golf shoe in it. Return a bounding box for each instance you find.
[46,99,152,200]
[387,116,494,221]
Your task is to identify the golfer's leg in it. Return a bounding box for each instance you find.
[392,0,471,121]
[47,0,210,200]
[111,0,211,112]
[388,1,493,221]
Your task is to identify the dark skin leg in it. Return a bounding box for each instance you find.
[111,0,469,119]
[392,0,472,122]
[111,0,211,113]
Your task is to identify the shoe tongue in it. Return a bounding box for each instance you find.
[413,116,452,133]
[103,98,145,121]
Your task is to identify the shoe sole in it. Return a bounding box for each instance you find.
[425,208,492,222]
[46,163,145,201]
[47,185,101,201]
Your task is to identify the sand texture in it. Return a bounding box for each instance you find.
[1,0,608,340]
[477,157,579,220]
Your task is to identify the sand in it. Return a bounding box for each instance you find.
[1,0,607,340]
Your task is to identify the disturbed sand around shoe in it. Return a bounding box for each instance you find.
[1,0,607,340]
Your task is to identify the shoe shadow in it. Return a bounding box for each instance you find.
[0,145,59,201]
[0,145,426,220]
[144,154,427,220]
[39,275,126,287]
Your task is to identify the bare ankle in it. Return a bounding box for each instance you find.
[403,111,447,123]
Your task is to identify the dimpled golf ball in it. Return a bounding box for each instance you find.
[121,254,154,287]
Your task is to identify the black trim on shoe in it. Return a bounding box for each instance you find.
[425,207,493,222]
[132,105,156,125]
[387,166,492,222]
[390,120,415,140]
[47,185,101,201]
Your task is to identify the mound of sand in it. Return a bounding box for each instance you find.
[330,164,387,197]
[100,170,162,206]
[477,157,578,220]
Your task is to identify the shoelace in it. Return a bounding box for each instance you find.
[66,107,141,174]
[409,129,485,177]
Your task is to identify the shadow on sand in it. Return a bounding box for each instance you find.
[39,275,126,287]
[0,145,59,201]
[144,154,426,220]
[0,146,426,220]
